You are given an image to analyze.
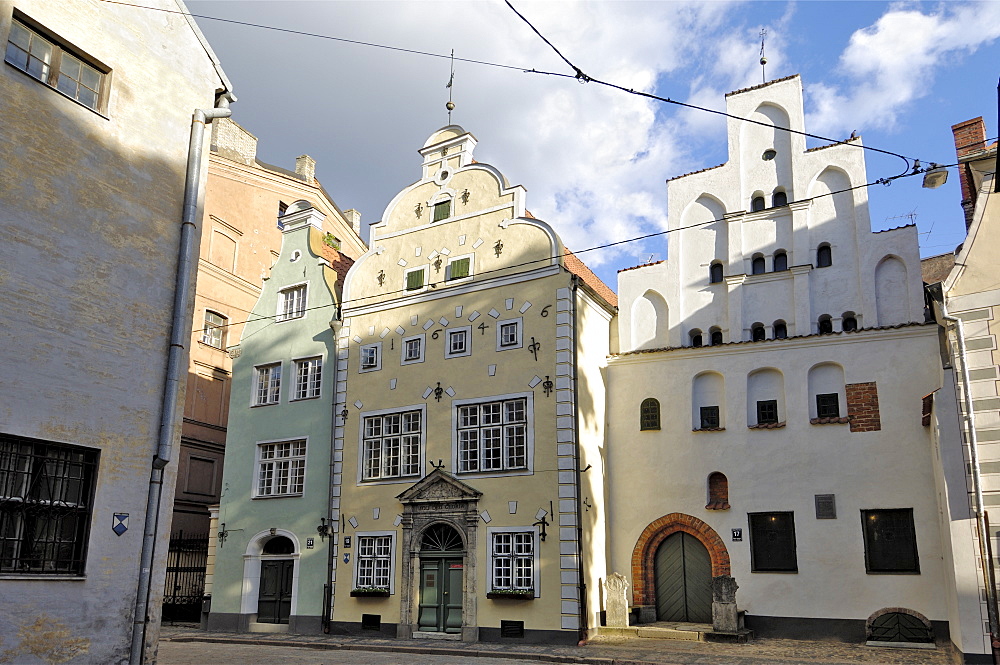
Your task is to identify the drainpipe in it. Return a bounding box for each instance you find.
[324,316,343,633]
[569,274,589,643]
[941,299,1000,662]
[129,92,235,665]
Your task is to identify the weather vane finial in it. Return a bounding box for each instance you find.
[759,29,767,83]
[446,49,456,123]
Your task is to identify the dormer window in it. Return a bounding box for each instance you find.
[433,200,451,222]
[751,196,766,212]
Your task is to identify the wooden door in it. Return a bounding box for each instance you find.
[417,558,463,633]
[257,559,293,624]
[654,533,712,623]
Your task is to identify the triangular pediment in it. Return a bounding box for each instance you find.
[396,468,483,504]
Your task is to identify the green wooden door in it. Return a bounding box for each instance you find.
[654,533,712,623]
[417,558,463,632]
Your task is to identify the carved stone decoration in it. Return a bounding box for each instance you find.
[604,572,630,628]
[396,469,483,642]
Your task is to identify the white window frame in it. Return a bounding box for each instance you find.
[358,405,426,484]
[452,392,534,477]
[445,325,472,359]
[252,362,282,406]
[487,526,540,596]
[276,282,307,322]
[292,356,323,400]
[445,253,474,283]
[254,438,307,498]
[353,531,397,593]
[359,342,382,373]
[401,334,425,366]
[496,317,523,351]
[403,266,428,293]
[201,310,226,349]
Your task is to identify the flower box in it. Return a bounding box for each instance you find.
[486,590,534,600]
[350,588,390,597]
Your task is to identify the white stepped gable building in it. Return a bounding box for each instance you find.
[608,75,977,658]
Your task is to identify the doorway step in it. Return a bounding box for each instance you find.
[598,621,753,643]
[412,631,462,641]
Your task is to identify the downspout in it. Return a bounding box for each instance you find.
[570,274,589,643]
[324,315,343,633]
[941,298,1000,662]
[130,92,235,665]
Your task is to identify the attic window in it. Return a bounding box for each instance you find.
[433,200,451,222]
[762,149,777,161]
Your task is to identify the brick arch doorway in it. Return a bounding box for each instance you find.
[631,513,730,617]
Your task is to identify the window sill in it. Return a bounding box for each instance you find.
[487,591,534,600]
[865,570,921,575]
[289,396,321,402]
[252,493,304,499]
[705,502,730,510]
[0,574,86,580]
[197,341,227,352]
[748,421,785,430]
[810,416,850,425]
[250,403,280,408]
[350,589,391,597]
[692,427,725,432]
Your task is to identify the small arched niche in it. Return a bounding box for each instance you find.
[709,326,723,346]
[751,253,766,275]
[689,328,703,348]
[751,322,766,342]
[773,250,788,272]
[709,261,724,284]
[692,371,725,430]
[817,243,832,268]
[874,256,909,326]
[808,362,846,421]
[706,472,730,510]
[772,189,788,207]
[818,314,833,335]
[773,320,787,339]
[631,289,668,350]
[747,368,784,426]
[842,311,858,332]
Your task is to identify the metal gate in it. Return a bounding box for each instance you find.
[162,531,208,622]
[654,532,713,623]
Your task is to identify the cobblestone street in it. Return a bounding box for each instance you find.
[159,625,957,665]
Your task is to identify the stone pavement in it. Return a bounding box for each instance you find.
[159,624,958,665]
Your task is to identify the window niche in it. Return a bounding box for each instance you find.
[751,195,766,212]
[808,362,847,424]
[692,372,724,431]
[710,327,723,346]
[709,262,724,284]
[818,315,833,335]
[773,251,788,272]
[772,190,788,207]
[747,368,785,428]
[816,243,832,268]
[842,312,858,332]
[706,472,730,510]
[751,254,766,275]
[689,329,703,348]
[773,320,788,339]
[751,323,766,342]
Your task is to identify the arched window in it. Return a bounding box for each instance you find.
[818,315,833,334]
[808,362,846,421]
[773,320,788,339]
[709,262,724,284]
[773,251,788,272]
[751,196,766,212]
[690,329,703,348]
[842,312,858,332]
[817,243,832,268]
[693,371,725,430]
[640,398,660,431]
[747,368,785,426]
[751,323,766,342]
[772,190,788,207]
[706,472,730,510]
[751,254,766,275]
[710,327,723,346]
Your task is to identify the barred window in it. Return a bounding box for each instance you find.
[201,310,226,349]
[253,363,281,405]
[362,411,422,480]
[0,435,99,575]
[756,400,778,424]
[256,440,306,497]
[640,398,660,431]
[749,511,797,572]
[457,398,528,473]
[356,535,392,589]
[293,357,322,400]
[862,509,919,573]
[816,393,840,418]
[277,285,306,321]
[700,406,720,429]
[492,531,534,591]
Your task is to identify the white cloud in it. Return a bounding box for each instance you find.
[806,2,1000,136]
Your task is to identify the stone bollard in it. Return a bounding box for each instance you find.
[604,572,630,628]
[712,574,740,633]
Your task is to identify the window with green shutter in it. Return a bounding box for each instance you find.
[447,258,470,281]
[406,269,425,291]
[433,200,451,222]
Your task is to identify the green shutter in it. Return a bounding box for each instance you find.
[448,258,470,280]
[433,201,451,222]
[406,269,424,291]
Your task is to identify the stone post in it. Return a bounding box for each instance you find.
[604,572,630,628]
[711,574,740,633]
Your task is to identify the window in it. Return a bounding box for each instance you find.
[862,509,919,573]
[6,17,107,112]
[751,196,766,212]
[293,357,322,400]
[773,321,787,339]
[751,255,766,275]
[401,335,424,365]
[490,530,535,592]
[816,393,840,418]
[709,262,724,284]
[255,440,306,497]
[773,251,788,272]
[277,201,288,229]
[818,316,833,335]
[446,257,471,281]
[700,406,720,429]
[277,285,306,321]
[253,363,281,405]
[446,327,472,358]
[772,191,788,207]
[362,410,422,480]
[842,314,858,332]
[359,343,382,372]
[201,310,226,349]
[356,535,392,589]
[817,244,832,268]
[0,434,98,575]
[690,329,703,347]
[497,318,522,350]
[457,398,528,473]
[749,512,797,572]
[710,328,723,346]
[432,200,451,222]
[756,400,778,424]
[640,398,660,431]
[405,268,425,292]
[751,324,766,342]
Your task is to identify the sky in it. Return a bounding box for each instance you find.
[185,0,1000,291]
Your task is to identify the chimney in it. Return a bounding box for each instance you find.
[343,209,362,236]
[295,155,316,183]
[952,117,986,230]
[210,118,258,166]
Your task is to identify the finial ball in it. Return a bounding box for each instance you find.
[446,101,456,111]
[760,56,767,66]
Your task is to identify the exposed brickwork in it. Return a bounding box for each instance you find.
[846,382,881,432]
[630,513,730,606]
[211,117,258,166]
[952,117,986,229]
[707,472,729,509]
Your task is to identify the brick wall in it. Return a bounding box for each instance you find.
[952,117,986,229]
[846,381,881,432]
